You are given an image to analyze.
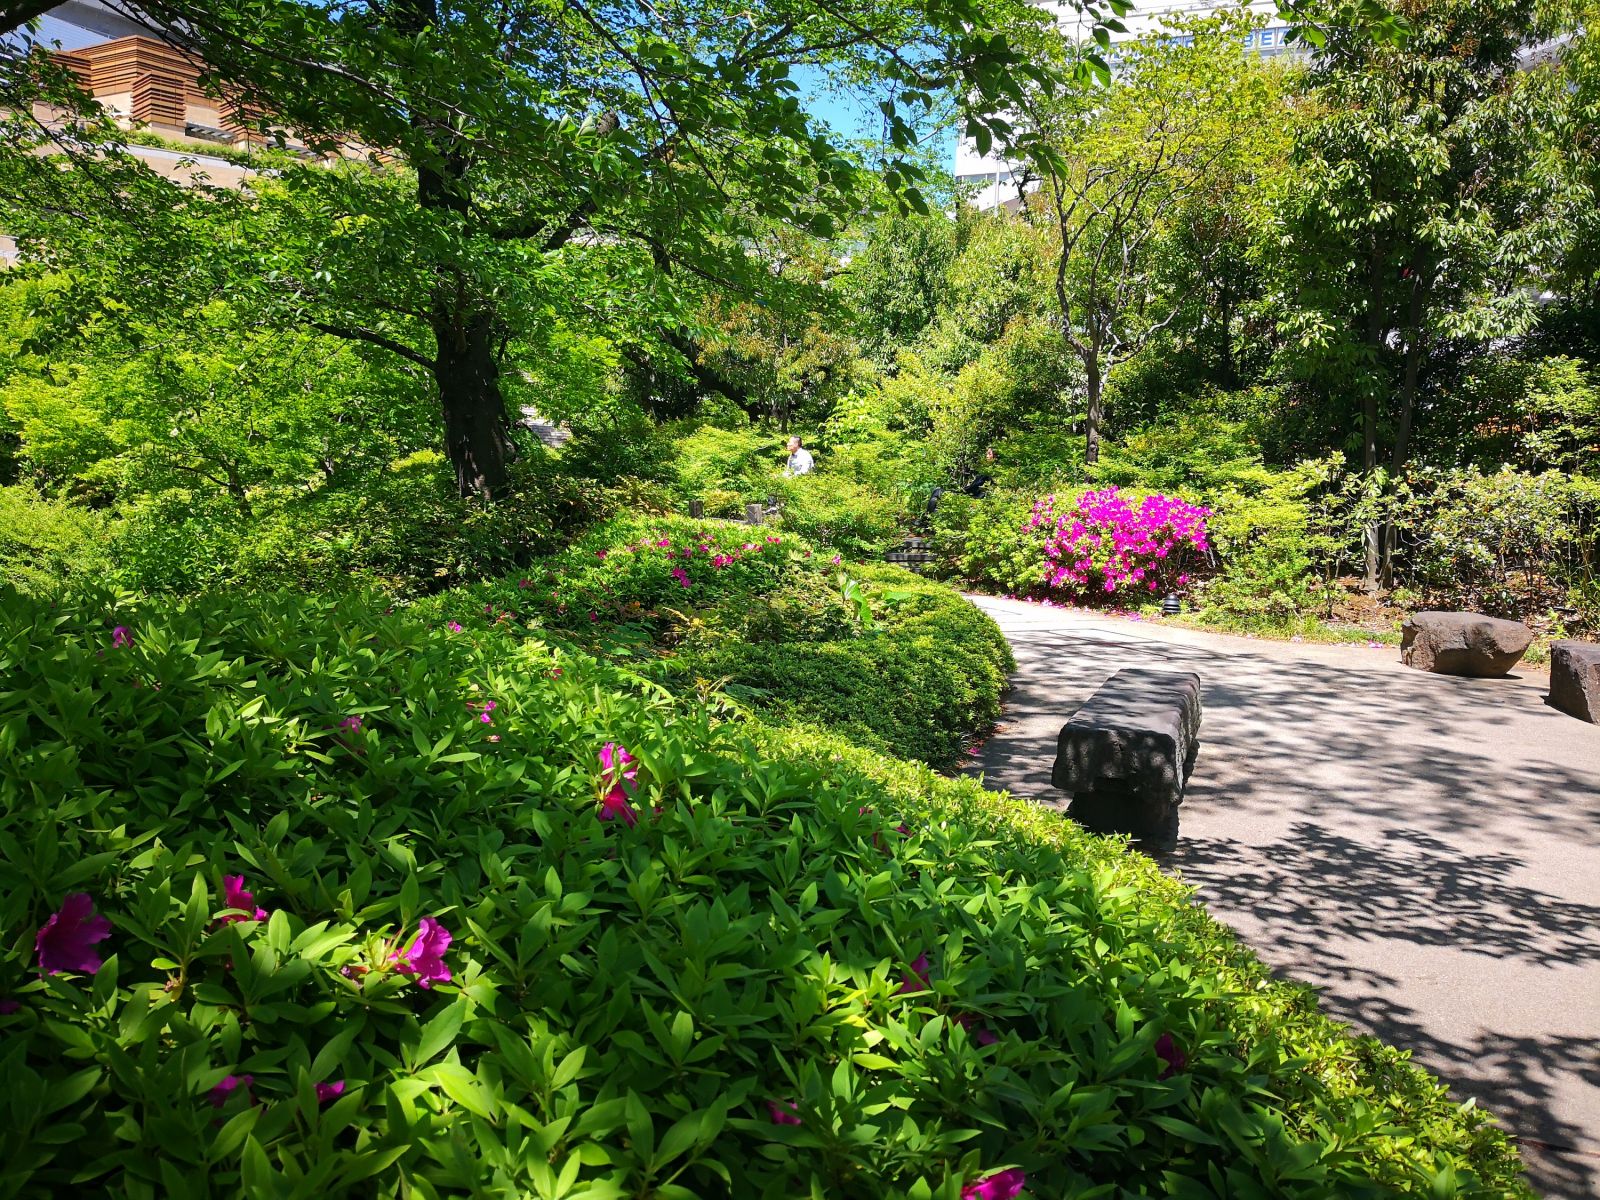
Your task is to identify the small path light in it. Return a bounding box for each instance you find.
[1161,594,1182,617]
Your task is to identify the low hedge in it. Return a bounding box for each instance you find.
[0,588,1529,1197]
[410,519,1012,767]
[675,564,1014,767]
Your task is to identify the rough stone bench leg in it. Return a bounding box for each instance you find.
[1050,669,1202,853]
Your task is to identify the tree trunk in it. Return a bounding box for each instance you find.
[433,308,513,499]
[1361,238,1387,593]
[1382,277,1428,588]
[1084,357,1103,467]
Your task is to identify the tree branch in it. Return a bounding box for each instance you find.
[309,321,433,369]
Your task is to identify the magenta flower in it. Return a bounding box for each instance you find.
[962,1167,1027,1199]
[830,554,841,564]
[596,549,608,559]
[340,715,364,734]
[446,621,463,633]
[315,1080,346,1103]
[35,893,112,975]
[1155,1032,1187,1079]
[767,1099,802,1125]
[210,1074,254,1108]
[220,876,268,924]
[897,952,931,995]
[111,625,132,648]
[391,916,452,988]
[597,741,639,827]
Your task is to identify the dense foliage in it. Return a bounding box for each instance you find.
[3,0,1598,1192]
[0,590,1531,1198]
[406,515,1012,766]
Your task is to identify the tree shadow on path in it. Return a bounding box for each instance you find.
[970,602,1600,1199]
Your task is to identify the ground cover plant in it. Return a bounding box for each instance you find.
[408,516,1013,768]
[0,588,1531,1199]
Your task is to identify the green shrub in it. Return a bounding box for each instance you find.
[1191,459,1343,629]
[108,451,596,599]
[677,564,1015,766]
[1388,467,1600,629]
[0,588,1531,1198]
[412,519,1009,766]
[0,485,117,594]
[931,491,1052,596]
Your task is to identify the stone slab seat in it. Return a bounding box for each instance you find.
[1050,668,1202,852]
[1400,611,1534,677]
[1549,640,1600,724]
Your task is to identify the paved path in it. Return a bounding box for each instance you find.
[966,596,1600,1199]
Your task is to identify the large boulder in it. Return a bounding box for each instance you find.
[1549,640,1600,723]
[1400,611,1533,677]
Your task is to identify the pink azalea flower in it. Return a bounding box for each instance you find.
[657,539,670,548]
[517,579,532,588]
[446,621,463,633]
[221,876,268,924]
[1155,1032,1187,1079]
[670,567,691,589]
[210,1074,254,1108]
[767,1099,803,1125]
[598,742,639,826]
[315,1080,346,1103]
[962,1167,1027,1200]
[35,893,112,975]
[111,625,132,648]
[596,550,608,559]
[340,715,364,733]
[897,952,931,995]
[391,917,452,988]
[599,785,637,826]
[831,555,841,565]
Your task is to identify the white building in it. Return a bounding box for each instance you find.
[954,1,1306,211]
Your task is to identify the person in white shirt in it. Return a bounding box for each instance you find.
[784,436,814,476]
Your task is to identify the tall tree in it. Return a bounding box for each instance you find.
[1017,13,1276,465]
[2,0,1139,499]
[1277,0,1558,586]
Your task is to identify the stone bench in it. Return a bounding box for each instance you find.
[1400,611,1533,677]
[1050,668,1202,852]
[1549,640,1600,723]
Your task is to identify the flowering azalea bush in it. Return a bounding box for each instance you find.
[1029,486,1211,600]
[0,587,1530,1198]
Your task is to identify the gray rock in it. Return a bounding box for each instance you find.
[1549,640,1600,723]
[1051,668,1202,852]
[1400,611,1533,677]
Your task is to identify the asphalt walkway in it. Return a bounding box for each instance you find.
[966,595,1600,1199]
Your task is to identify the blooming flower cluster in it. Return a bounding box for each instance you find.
[1028,487,1209,599]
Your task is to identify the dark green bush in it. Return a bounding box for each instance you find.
[0,588,1531,1198]
[412,518,1009,766]
[678,564,1015,767]
[109,450,596,599]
